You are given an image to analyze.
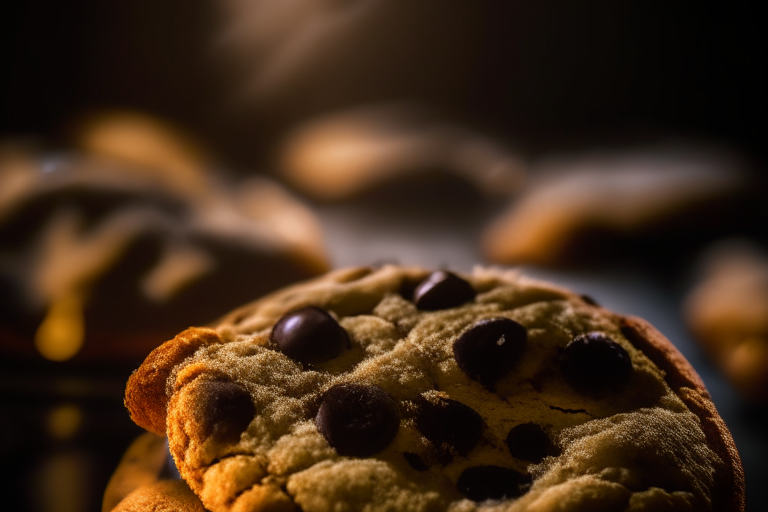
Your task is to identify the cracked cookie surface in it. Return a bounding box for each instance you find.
[125,265,744,512]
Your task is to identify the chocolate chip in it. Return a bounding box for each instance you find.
[452,318,527,387]
[403,452,429,471]
[413,271,476,311]
[561,332,632,392]
[197,380,255,443]
[415,396,483,456]
[580,294,600,306]
[271,307,350,364]
[506,423,558,463]
[316,384,400,457]
[457,466,530,501]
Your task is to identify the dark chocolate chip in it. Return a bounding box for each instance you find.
[452,318,527,387]
[271,306,350,364]
[403,452,429,471]
[561,332,632,392]
[316,384,400,457]
[457,466,530,501]
[197,380,255,443]
[413,271,476,311]
[580,294,600,306]
[415,396,483,456]
[506,423,558,463]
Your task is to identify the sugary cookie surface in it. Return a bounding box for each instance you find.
[126,266,742,512]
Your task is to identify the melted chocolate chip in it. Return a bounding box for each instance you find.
[452,318,527,387]
[506,423,558,463]
[403,452,429,471]
[413,271,476,311]
[197,380,255,443]
[415,396,483,456]
[561,332,632,392]
[316,384,400,457]
[457,466,530,501]
[270,306,350,364]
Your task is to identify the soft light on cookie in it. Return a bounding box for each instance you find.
[121,265,745,512]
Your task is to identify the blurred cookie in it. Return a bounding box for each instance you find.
[0,137,328,362]
[73,110,211,198]
[685,240,768,403]
[483,147,748,266]
[124,265,743,512]
[279,105,525,201]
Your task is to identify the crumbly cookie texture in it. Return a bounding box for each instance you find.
[125,265,744,512]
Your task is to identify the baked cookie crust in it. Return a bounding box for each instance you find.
[123,266,744,512]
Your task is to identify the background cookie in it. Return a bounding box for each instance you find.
[278,104,525,202]
[125,266,744,512]
[685,240,768,403]
[0,133,327,362]
[482,147,750,268]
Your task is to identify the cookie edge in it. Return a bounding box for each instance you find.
[125,327,223,435]
[620,315,745,512]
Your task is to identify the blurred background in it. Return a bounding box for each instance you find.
[1,1,766,511]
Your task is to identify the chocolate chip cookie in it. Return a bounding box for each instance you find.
[124,265,744,511]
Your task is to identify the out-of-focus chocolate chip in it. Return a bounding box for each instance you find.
[403,452,429,471]
[198,380,255,443]
[452,318,527,388]
[415,395,483,456]
[456,466,530,501]
[412,271,476,311]
[561,332,632,392]
[316,384,400,457]
[270,306,350,364]
[506,423,558,463]
[580,294,600,306]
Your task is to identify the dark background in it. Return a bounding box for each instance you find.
[2,1,766,166]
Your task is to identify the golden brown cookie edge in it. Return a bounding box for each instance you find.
[125,327,223,435]
[620,315,745,512]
